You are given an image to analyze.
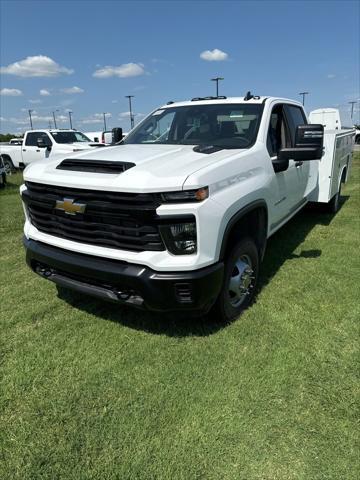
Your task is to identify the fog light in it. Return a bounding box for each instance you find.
[160,221,197,255]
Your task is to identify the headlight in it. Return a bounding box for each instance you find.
[160,187,208,203]
[160,221,197,255]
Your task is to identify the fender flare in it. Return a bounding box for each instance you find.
[219,199,268,261]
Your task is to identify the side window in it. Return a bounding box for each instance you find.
[266,104,291,157]
[285,105,307,146]
[25,132,52,147]
[25,132,41,146]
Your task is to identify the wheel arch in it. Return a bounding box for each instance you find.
[219,200,268,262]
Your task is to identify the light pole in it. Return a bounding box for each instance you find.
[299,92,309,106]
[28,109,33,129]
[102,112,109,131]
[125,95,135,129]
[52,110,59,129]
[68,110,73,129]
[211,77,224,97]
[349,101,357,120]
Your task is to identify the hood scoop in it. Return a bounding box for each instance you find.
[56,159,135,174]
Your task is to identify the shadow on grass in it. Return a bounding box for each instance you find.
[57,197,349,337]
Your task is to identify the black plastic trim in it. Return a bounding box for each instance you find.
[219,200,268,261]
[56,159,135,174]
[24,238,224,314]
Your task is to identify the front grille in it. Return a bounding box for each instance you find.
[23,182,165,252]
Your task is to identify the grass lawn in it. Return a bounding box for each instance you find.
[0,154,359,480]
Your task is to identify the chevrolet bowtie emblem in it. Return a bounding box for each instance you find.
[55,198,86,215]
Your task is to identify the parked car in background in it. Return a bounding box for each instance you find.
[21,96,355,321]
[0,129,104,172]
[0,155,6,188]
[9,138,24,145]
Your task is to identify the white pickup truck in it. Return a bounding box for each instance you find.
[21,95,355,321]
[0,129,102,173]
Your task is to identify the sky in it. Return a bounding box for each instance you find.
[0,0,359,134]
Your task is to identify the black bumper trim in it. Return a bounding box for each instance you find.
[24,237,224,314]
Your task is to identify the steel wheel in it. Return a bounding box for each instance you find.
[3,158,13,175]
[228,255,254,308]
[212,237,259,322]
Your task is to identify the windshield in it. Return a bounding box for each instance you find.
[123,103,263,149]
[51,131,91,144]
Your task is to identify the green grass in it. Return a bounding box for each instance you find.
[0,156,359,480]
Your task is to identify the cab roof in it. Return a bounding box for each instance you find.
[160,96,303,109]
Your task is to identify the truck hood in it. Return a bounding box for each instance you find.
[58,142,102,149]
[24,144,247,192]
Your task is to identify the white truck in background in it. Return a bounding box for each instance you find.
[0,129,103,173]
[21,95,355,321]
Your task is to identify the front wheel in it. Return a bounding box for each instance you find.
[2,157,15,175]
[211,237,259,322]
[0,173,5,188]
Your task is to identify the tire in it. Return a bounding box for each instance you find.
[356,136,360,145]
[211,237,259,322]
[2,157,15,175]
[327,180,342,214]
[0,173,5,188]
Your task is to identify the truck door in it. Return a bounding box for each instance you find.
[22,132,52,166]
[266,103,306,232]
[283,104,314,200]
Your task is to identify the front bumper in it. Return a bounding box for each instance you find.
[24,237,224,315]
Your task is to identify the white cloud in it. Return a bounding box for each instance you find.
[81,113,111,125]
[200,49,228,61]
[119,111,131,118]
[0,88,23,96]
[9,113,68,126]
[118,112,145,122]
[40,89,51,96]
[111,100,118,104]
[93,63,145,78]
[327,74,336,79]
[29,99,42,104]
[0,116,6,122]
[61,86,84,94]
[0,55,73,77]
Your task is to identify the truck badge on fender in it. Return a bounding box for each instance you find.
[55,198,86,215]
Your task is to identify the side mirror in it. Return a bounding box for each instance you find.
[37,138,46,148]
[37,138,51,149]
[272,158,289,173]
[112,127,123,144]
[279,124,324,161]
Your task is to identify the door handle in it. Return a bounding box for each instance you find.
[295,161,303,167]
[36,149,40,152]
[22,149,26,152]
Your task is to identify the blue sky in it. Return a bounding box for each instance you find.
[0,0,359,133]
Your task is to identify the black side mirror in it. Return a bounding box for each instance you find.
[279,124,324,161]
[112,127,123,144]
[272,158,289,173]
[37,138,51,149]
[37,138,46,148]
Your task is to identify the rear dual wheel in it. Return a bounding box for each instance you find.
[327,177,342,214]
[212,237,259,322]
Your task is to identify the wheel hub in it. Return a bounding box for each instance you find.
[228,256,254,307]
